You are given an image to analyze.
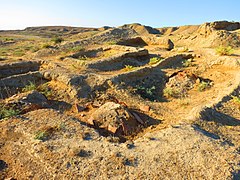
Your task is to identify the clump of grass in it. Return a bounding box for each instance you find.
[182,59,194,67]
[0,106,20,119]
[51,37,63,44]
[68,46,84,53]
[22,81,37,92]
[215,46,233,56]
[57,122,66,131]
[78,55,88,61]
[163,87,180,98]
[13,50,25,57]
[123,65,136,71]
[42,43,51,49]
[135,85,156,101]
[231,95,240,104]
[37,83,53,98]
[149,57,163,65]
[106,40,117,45]
[34,131,49,141]
[198,81,211,92]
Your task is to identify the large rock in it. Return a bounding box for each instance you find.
[88,102,141,135]
[210,21,240,31]
[197,21,240,36]
[142,35,174,50]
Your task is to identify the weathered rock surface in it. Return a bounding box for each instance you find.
[89,102,141,135]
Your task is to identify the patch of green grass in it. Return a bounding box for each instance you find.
[163,87,180,98]
[78,55,88,61]
[12,50,25,57]
[37,83,53,98]
[34,131,49,141]
[68,46,84,53]
[51,37,63,44]
[106,40,117,45]
[231,95,240,104]
[0,106,20,119]
[42,43,51,49]
[123,65,137,72]
[215,46,233,56]
[22,81,37,92]
[198,81,211,92]
[149,57,163,65]
[182,59,194,67]
[57,122,66,131]
[135,85,156,100]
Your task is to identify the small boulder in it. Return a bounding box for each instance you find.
[142,35,174,50]
[89,102,141,135]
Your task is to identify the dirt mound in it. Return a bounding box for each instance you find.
[158,25,199,35]
[121,23,160,35]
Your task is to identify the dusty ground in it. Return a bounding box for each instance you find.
[0,21,240,179]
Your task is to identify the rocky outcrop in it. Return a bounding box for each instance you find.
[121,23,160,35]
[198,21,240,36]
[210,21,240,31]
[142,35,174,50]
[0,60,41,78]
[88,102,142,135]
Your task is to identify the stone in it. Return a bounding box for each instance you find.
[142,35,174,50]
[139,104,150,112]
[71,103,85,113]
[89,102,140,135]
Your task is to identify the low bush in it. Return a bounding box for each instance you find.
[215,46,233,56]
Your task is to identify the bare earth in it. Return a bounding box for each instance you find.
[0,21,240,179]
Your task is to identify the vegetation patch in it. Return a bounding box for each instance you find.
[51,37,63,44]
[149,57,163,65]
[0,105,20,119]
[34,130,49,141]
[22,81,37,92]
[231,95,240,104]
[123,65,137,72]
[198,81,211,92]
[215,46,233,56]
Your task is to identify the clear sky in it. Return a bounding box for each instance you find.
[0,0,239,30]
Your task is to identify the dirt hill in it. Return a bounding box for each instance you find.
[0,21,240,179]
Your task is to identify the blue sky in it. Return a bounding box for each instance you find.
[0,0,239,30]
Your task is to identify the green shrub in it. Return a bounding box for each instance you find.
[51,37,63,44]
[182,59,194,67]
[215,46,233,56]
[231,95,240,104]
[163,87,180,98]
[149,57,163,65]
[22,81,37,92]
[37,83,53,98]
[42,44,51,48]
[198,81,211,92]
[13,50,25,57]
[106,41,117,45]
[68,46,84,53]
[34,131,49,141]
[135,85,156,100]
[0,106,20,119]
[123,65,136,71]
